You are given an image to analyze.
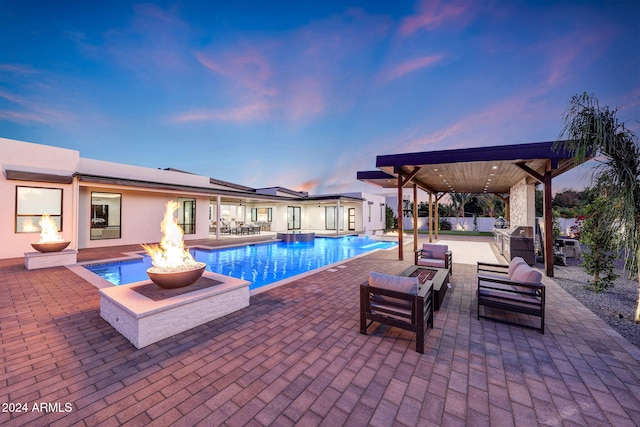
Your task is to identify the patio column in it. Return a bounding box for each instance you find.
[543,170,554,277]
[216,196,221,241]
[413,183,418,253]
[435,192,445,240]
[336,200,340,235]
[428,191,433,243]
[397,171,404,260]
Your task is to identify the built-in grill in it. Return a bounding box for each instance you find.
[493,225,535,265]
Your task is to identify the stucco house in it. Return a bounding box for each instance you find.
[0,137,385,259]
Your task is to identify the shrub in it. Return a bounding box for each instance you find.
[581,198,618,292]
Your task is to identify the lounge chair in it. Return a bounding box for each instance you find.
[360,272,434,354]
[415,243,452,275]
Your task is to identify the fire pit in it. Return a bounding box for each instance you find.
[142,201,205,289]
[31,241,70,253]
[30,214,70,253]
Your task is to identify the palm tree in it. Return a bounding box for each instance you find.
[449,192,473,230]
[477,193,498,217]
[553,92,640,323]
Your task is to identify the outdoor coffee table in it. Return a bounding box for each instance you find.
[401,265,450,310]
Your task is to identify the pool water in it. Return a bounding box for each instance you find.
[84,236,396,290]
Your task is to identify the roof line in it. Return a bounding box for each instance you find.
[376,140,573,167]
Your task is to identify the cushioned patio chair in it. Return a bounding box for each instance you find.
[360,272,434,354]
[476,258,545,333]
[415,243,452,275]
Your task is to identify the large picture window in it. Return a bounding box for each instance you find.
[15,186,63,233]
[91,192,121,240]
[325,206,344,230]
[251,208,272,222]
[177,197,196,234]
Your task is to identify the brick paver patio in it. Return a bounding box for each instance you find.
[1,236,639,426]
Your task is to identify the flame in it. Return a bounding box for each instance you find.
[37,214,64,243]
[142,201,197,269]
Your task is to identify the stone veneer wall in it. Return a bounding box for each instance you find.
[509,178,535,227]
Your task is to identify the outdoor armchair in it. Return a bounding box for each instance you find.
[360,272,434,354]
[476,258,545,333]
[415,243,452,275]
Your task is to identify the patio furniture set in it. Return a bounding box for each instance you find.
[219,222,261,235]
[360,243,546,353]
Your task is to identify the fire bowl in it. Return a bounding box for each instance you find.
[31,241,70,253]
[146,262,206,289]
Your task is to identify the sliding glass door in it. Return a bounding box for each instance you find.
[287,206,301,230]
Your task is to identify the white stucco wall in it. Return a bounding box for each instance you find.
[78,158,213,188]
[0,138,79,259]
[78,188,211,249]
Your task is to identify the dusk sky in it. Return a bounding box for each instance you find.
[1,0,638,196]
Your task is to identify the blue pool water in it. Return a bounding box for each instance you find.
[84,236,396,290]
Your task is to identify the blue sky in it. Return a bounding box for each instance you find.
[1,0,638,195]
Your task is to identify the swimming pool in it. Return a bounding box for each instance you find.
[84,236,396,290]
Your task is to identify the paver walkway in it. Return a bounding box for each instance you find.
[1,238,639,426]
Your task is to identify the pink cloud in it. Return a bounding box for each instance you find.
[377,55,443,84]
[396,94,546,154]
[171,100,270,123]
[295,180,319,193]
[0,110,49,124]
[399,0,469,37]
[187,7,390,125]
[195,48,277,97]
[284,78,325,121]
[0,90,74,124]
[0,64,37,75]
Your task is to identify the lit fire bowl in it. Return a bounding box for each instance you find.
[31,241,70,253]
[146,262,206,289]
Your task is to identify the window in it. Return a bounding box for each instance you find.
[177,197,196,234]
[15,186,63,233]
[325,206,344,230]
[91,192,121,240]
[251,208,272,222]
[287,206,301,230]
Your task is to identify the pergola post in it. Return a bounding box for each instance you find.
[543,170,554,277]
[413,183,418,253]
[397,171,404,260]
[428,191,433,243]
[435,193,445,240]
[515,162,555,277]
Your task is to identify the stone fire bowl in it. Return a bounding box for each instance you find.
[146,263,206,289]
[31,241,71,253]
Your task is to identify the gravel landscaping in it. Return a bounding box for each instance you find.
[551,259,640,350]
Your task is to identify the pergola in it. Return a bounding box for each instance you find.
[357,141,584,277]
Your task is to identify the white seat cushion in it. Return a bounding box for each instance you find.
[417,258,446,268]
[368,272,418,295]
[508,257,527,278]
[511,264,542,284]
